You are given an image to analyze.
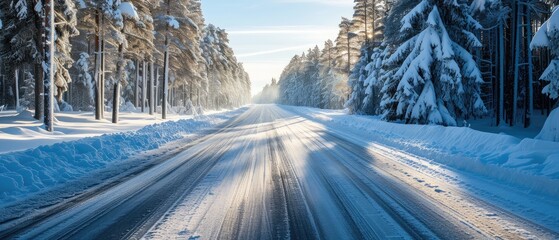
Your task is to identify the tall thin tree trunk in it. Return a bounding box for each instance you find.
[498,22,505,126]
[149,62,155,115]
[44,0,55,132]
[94,10,103,120]
[142,61,147,112]
[525,9,534,128]
[512,5,521,126]
[34,62,44,120]
[34,5,45,120]
[135,60,140,108]
[15,69,20,110]
[155,67,159,111]
[100,19,106,119]
[113,40,125,124]
[162,0,171,119]
[112,82,120,123]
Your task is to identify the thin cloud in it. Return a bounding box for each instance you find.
[237,44,317,58]
[228,25,338,35]
[275,0,353,6]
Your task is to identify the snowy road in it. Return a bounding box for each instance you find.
[1,105,557,239]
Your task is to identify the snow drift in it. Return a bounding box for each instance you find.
[0,108,246,203]
[537,108,559,142]
[284,106,559,195]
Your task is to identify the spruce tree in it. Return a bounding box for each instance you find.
[380,0,486,126]
[531,7,559,104]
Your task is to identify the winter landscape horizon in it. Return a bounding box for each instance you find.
[1,0,559,239]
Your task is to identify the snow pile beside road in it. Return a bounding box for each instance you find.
[0,108,246,203]
[536,108,559,142]
[284,106,559,194]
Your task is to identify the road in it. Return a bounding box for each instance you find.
[1,105,557,239]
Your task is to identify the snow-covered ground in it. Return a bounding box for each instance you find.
[0,108,247,205]
[283,106,559,195]
[0,109,227,154]
[145,105,558,239]
[467,113,548,139]
[1,105,558,239]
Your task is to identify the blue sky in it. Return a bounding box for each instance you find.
[201,0,354,95]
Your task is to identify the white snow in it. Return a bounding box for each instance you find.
[0,110,210,154]
[119,2,139,20]
[145,105,559,239]
[536,108,559,142]
[547,7,559,32]
[531,8,559,49]
[283,106,559,194]
[531,20,550,48]
[0,108,246,204]
[167,16,179,29]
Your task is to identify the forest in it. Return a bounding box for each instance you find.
[254,0,559,127]
[0,0,251,130]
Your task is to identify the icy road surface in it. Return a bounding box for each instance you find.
[1,105,558,239]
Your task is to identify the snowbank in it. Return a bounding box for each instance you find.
[283,106,559,195]
[0,110,229,154]
[0,108,246,203]
[536,108,559,142]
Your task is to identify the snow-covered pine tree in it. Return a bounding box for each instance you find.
[470,0,508,126]
[52,0,79,103]
[74,52,94,110]
[362,45,388,114]
[319,40,337,109]
[531,6,559,106]
[309,46,322,107]
[346,46,369,114]
[154,0,182,118]
[185,0,207,108]
[111,0,150,123]
[77,0,145,119]
[201,24,250,109]
[0,0,45,118]
[20,70,34,110]
[380,0,486,126]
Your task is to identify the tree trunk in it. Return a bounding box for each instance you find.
[94,10,103,120]
[113,41,125,124]
[512,5,521,126]
[149,62,155,115]
[498,22,505,126]
[100,19,106,119]
[525,9,534,128]
[44,0,55,132]
[155,67,159,111]
[34,5,45,120]
[34,62,44,120]
[135,60,140,108]
[15,69,20,110]
[112,82,120,123]
[162,49,169,119]
[142,61,147,113]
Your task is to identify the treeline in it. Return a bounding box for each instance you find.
[257,0,558,127]
[0,0,250,124]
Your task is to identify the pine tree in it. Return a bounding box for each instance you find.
[20,70,34,110]
[0,0,45,119]
[380,0,486,126]
[531,6,559,105]
[201,24,250,109]
[52,0,79,103]
[362,45,388,114]
[75,52,94,110]
[346,46,369,114]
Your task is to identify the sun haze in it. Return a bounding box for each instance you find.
[201,0,354,96]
